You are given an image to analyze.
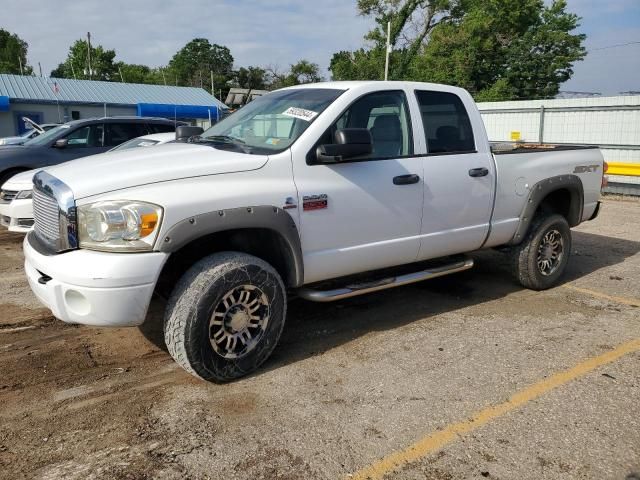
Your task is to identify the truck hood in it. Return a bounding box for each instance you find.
[44,143,269,199]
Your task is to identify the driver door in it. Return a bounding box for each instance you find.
[50,123,106,163]
[291,90,424,284]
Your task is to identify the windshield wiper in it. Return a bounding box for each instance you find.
[198,135,246,145]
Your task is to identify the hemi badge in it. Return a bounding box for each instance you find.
[303,194,328,211]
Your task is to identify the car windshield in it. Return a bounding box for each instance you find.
[109,137,161,152]
[198,88,344,154]
[24,125,70,146]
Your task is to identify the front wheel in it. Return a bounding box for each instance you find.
[511,213,572,290]
[164,252,287,382]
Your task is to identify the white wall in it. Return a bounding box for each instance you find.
[478,95,640,185]
[0,103,136,137]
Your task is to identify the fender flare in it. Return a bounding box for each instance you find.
[158,205,304,287]
[509,174,584,245]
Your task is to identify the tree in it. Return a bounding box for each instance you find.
[235,66,267,90]
[330,0,586,100]
[168,38,234,92]
[266,60,323,89]
[0,29,33,75]
[50,39,118,80]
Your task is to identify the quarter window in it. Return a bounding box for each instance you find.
[415,91,475,154]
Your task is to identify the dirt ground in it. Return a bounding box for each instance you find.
[0,197,639,480]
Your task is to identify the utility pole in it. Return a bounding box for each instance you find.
[161,68,167,86]
[18,56,24,75]
[71,63,77,80]
[38,62,43,77]
[87,32,93,80]
[384,21,391,81]
[211,70,214,95]
[119,66,124,82]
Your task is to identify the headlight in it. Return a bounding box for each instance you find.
[15,190,33,200]
[0,140,5,145]
[78,201,163,252]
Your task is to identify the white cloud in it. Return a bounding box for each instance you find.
[3,0,372,77]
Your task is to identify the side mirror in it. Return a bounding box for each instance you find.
[175,126,204,142]
[315,128,372,164]
[53,138,68,149]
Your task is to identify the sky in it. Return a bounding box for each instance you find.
[3,0,640,96]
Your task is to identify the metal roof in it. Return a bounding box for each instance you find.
[0,74,227,109]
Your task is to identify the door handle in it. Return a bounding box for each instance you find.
[468,167,489,177]
[393,174,420,185]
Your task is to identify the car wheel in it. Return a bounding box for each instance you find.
[164,251,286,382]
[511,213,572,290]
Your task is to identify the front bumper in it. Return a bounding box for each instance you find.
[0,198,34,233]
[23,233,169,327]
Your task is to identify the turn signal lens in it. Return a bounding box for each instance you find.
[140,213,159,238]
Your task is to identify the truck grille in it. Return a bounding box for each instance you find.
[33,187,61,244]
[0,190,18,203]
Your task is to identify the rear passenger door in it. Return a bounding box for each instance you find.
[414,89,494,260]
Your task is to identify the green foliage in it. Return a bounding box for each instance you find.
[330,0,586,100]
[235,66,267,90]
[0,29,33,75]
[266,60,323,89]
[50,39,118,80]
[168,38,234,92]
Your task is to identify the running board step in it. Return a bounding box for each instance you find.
[297,257,474,302]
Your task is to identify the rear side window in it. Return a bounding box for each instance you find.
[105,123,146,147]
[147,123,175,134]
[415,91,475,154]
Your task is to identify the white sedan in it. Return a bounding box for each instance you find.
[0,132,175,233]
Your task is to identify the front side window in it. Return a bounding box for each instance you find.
[415,90,475,154]
[198,88,344,155]
[65,124,104,148]
[315,90,413,160]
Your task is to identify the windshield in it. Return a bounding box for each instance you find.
[198,88,344,154]
[109,137,161,152]
[24,125,70,146]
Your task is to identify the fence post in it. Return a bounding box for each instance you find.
[538,106,545,144]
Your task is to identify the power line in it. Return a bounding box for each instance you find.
[591,41,640,51]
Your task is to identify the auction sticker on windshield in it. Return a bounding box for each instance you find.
[282,107,318,122]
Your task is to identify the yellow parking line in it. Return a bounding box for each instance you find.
[348,338,640,480]
[563,284,640,307]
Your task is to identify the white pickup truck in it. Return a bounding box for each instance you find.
[23,81,605,382]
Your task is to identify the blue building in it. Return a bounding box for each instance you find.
[0,74,227,137]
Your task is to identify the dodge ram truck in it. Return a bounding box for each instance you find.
[22,81,605,382]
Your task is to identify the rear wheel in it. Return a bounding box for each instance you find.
[164,252,286,382]
[511,213,571,290]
